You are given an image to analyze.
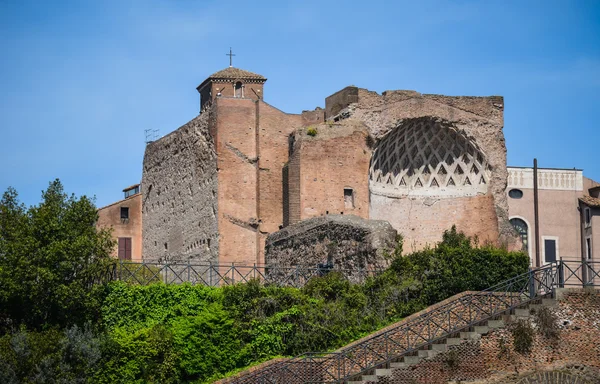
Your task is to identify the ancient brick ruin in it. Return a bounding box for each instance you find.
[141,66,514,264]
[265,215,397,282]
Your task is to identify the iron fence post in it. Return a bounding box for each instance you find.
[232,262,235,284]
[558,258,564,288]
[209,262,213,287]
[187,259,191,283]
[528,267,536,299]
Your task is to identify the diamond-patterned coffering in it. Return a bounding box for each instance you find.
[369,119,491,197]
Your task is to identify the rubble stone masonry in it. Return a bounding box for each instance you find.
[141,110,218,263]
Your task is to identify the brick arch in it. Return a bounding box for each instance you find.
[369,117,491,198]
[516,371,594,383]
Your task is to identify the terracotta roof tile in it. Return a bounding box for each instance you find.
[580,195,600,208]
[208,67,266,80]
[197,67,266,90]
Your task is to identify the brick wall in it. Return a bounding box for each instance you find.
[214,98,309,265]
[325,86,359,119]
[214,97,259,265]
[380,289,600,383]
[287,121,371,224]
[344,88,514,249]
[255,102,305,263]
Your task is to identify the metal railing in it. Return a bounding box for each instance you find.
[108,261,381,287]
[231,259,600,383]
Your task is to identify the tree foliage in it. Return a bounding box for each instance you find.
[0,180,115,331]
[0,182,530,383]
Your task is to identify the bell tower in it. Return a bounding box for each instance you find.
[196,57,267,112]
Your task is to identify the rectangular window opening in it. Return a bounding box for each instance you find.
[120,207,129,220]
[344,188,354,209]
[544,238,557,263]
[124,186,140,199]
[586,238,592,260]
[585,208,591,228]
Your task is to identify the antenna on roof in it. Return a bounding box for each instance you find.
[226,47,235,67]
[145,129,160,144]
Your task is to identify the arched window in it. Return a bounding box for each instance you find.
[235,81,243,98]
[510,218,529,254]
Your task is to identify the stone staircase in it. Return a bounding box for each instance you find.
[346,298,558,383]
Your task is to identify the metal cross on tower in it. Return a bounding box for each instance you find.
[226,47,235,67]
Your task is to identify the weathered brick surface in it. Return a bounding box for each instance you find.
[213,98,313,266]
[265,214,396,281]
[286,121,371,224]
[143,72,514,265]
[336,87,516,250]
[382,290,600,383]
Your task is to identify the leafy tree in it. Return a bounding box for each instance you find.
[0,180,115,331]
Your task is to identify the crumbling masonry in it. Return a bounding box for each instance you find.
[141,67,515,264]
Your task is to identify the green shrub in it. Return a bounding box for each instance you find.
[0,180,115,331]
[512,319,535,354]
[533,306,560,339]
[0,324,102,384]
[0,225,530,383]
[306,126,317,136]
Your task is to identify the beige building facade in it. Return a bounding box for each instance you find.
[506,167,600,268]
[97,184,142,262]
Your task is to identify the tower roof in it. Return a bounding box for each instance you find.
[197,67,266,90]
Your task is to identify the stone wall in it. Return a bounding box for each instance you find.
[141,109,218,263]
[328,87,514,249]
[380,289,600,383]
[265,214,397,281]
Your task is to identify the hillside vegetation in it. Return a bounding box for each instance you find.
[0,181,529,383]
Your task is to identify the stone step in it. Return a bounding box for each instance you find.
[431,344,448,352]
[445,337,462,345]
[542,298,558,307]
[418,349,438,358]
[375,368,392,377]
[507,314,531,322]
[487,319,505,328]
[361,375,379,382]
[473,325,489,334]
[514,308,531,317]
[460,331,481,340]
[403,355,422,365]
[390,362,407,369]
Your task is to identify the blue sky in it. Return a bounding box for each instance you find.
[1,0,599,208]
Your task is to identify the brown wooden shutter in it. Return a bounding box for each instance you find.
[118,238,132,260]
[125,238,132,260]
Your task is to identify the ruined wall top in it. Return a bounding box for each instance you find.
[325,86,504,131]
